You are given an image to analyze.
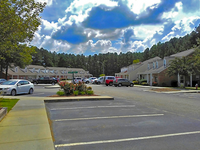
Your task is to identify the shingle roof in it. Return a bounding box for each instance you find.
[169,48,194,57]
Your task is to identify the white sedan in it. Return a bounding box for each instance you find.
[0,79,34,96]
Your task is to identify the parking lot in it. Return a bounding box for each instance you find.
[45,96,200,150]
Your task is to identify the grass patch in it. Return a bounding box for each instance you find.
[0,98,19,112]
[185,87,200,90]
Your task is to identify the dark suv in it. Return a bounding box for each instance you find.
[113,78,134,87]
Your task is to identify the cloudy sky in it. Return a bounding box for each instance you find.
[32,0,200,55]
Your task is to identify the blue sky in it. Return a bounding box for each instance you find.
[32,0,200,55]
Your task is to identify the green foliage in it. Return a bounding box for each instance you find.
[58,81,74,95]
[87,90,94,95]
[132,80,139,84]
[139,79,147,84]
[133,59,140,64]
[80,91,86,95]
[73,91,79,96]
[87,86,92,91]
[100,74,105,77]
[74,82,87,92]
[141,82,148,86]
[56,90,65,96]
[58,81,93,96]
[0,0,46,78]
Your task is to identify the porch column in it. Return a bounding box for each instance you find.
[150,73,152,86]
[178,73,180,87]
[190,74,192,87]
[147,74,149,84]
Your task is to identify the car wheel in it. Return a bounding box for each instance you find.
[29,88,33,94]
[11,89,16,96]
[118,83,122,87]
[109,82,113,86]
[86,81,89,84]
[130,83,133,87]
[106,84,108,86]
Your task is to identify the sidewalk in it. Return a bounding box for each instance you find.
[0,96,113,150]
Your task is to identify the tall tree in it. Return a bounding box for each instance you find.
[0,0,46,78]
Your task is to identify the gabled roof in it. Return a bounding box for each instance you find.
[169,48,194,57]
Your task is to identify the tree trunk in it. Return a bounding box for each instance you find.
[5,63,8,80]
[0,64,2,78]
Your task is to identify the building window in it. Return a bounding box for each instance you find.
[153,62,155,69]
[156,61,158,68]
[163,59,166,68]
[148,64,150,70]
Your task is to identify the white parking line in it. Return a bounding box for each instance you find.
[55,130,200,148]
[54,114,164,121]
[51,105,135,110]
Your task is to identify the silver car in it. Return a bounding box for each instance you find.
[0,79,34,96]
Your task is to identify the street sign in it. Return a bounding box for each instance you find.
[68,71,78,74]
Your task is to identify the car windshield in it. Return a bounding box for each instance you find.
[1,81,18,85]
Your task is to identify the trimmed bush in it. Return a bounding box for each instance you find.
[56,90,65,96]
[87,86,92,91]
[73,90,79,96]
[139,79,147,84]
[80,91,86,95]
[87,90,94,95]
[141,82,148,86]
[133,80,139,84]
[58,81,75,95]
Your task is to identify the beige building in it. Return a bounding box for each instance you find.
[116,48,200,87]
[5,65,92,80]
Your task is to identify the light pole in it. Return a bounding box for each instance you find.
[97,61,104,75]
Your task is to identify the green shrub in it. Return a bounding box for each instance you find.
[132,80,139,84]
[58,81,75,95]
[56,90,65,96]
[80,91,86,95]
[139,79,147,84]
[141,82,148,86]
[74,82,87,92]
[87,90,94,95]
[73,90,79,96]
[87,86,92,91]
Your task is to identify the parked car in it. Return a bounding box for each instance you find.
[113,78,134,87]
[83,77,97,84]
[73,77,83,84]
[95,76,105,84]
[32,77,58,85]
[0,79,34,96]
[105,76,115,86]
[0,79,6,84]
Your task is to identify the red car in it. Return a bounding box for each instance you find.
[105,76,115,86]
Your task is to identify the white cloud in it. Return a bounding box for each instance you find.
[42,19,58,31]
[133,25,164,40]
[126,0,161,15]
[64,0,118,24]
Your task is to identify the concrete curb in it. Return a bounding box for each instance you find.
[0,107,7,122]
[44,96,114,102]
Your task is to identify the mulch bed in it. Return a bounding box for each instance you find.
[151,88,180,92]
